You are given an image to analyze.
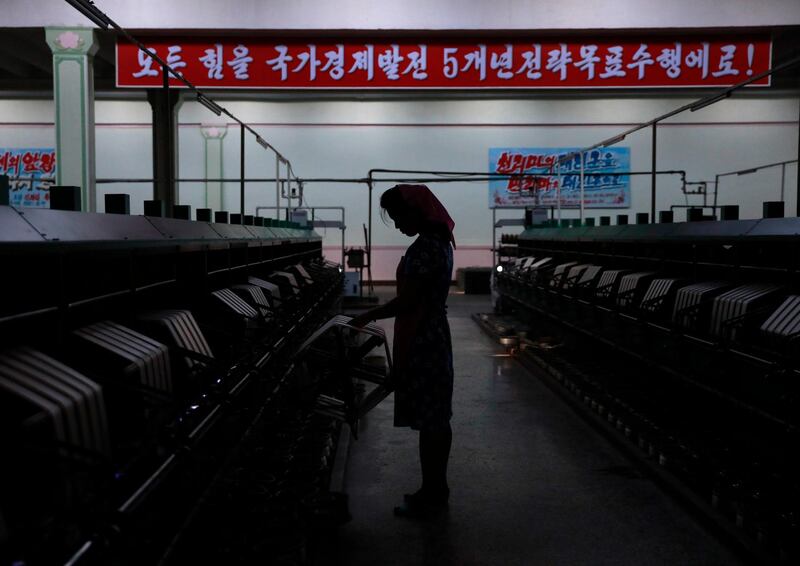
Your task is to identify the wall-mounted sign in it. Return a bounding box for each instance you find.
[489,147,631,208]
[117,37,771,89]
[0,148,56,208]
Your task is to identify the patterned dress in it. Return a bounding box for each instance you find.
[393,233,454,430]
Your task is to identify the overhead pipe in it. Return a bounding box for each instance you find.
[91,170,686,186]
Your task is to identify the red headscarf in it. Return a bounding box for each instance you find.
[394,184,456,247]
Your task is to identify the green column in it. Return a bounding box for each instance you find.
[201,124,228,210]
[46,28,98,212]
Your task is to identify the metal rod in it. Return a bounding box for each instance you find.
[275,155,281,220]
[670,204,719,210]
[651,123,658,221]
[0,306,59,326]
[154,62,174,215]
[188,405,222,441]
[703,179,708,208]
[90,170,687,185]
[240,123,245,217]
[556,160,562,221]
[579,151,585,221]
[716,158,799,178]
[367,178,373,294]
[283,164,289,219]
[64,541,94,566]
[492,207,497,267]
[67,288,129,309]
[797,98,800,217]
[118,454,178,513]
[781,162,786,203]
[135,279,177,293]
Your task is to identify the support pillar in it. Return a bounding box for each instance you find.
[147,88,181,216]
[46,28,98,212]
[200,123,227,210]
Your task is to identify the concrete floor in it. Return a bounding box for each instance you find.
[331,291,745,566]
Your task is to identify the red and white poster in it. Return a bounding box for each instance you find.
[0,148,56,208]
[117,36,772,89]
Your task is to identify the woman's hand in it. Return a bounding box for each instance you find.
[348,312,374,328]
[346,297,399,327]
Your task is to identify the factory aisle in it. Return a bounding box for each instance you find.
[331,292,745,566]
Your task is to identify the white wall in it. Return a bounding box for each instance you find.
[94,101,152,214]
[175,95,799,230]
[0,99,152,214]
[183,95,798,277]
[2,94,798,277]
[3,1,798,279]
[7,0,800,30]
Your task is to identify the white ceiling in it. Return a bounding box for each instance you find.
[7,0,800,30]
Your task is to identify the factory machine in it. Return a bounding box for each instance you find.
[491,212,800,563]
[0,204,384,565]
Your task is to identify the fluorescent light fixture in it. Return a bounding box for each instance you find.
[601,134,626,147]
[737,168,759,176]
[64,0,112,29]
[196,94,223,116]
[690,92,730,112]
[256,136,270,150]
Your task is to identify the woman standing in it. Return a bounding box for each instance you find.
[350,184,455,518]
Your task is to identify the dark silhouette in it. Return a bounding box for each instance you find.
[350,184,455,518]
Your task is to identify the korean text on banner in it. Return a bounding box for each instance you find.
[489,147,631,209]
[116,37,771,89]
[0,148,56,208]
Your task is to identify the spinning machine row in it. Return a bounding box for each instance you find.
[494,217,800,563]
[0,206,371,565]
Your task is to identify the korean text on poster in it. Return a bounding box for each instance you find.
[0,148,56,208]
[116,37,771,89]
[489,147,631,209]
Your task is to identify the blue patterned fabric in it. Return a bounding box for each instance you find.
[394,233,454,430]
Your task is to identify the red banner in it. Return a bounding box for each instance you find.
[116,37,771,89]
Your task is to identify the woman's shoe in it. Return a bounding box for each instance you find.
[395,488,449,519]
[393,499,447,519]
[403,487,449,506]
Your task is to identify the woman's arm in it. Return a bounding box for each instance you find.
[349,277,427,327]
